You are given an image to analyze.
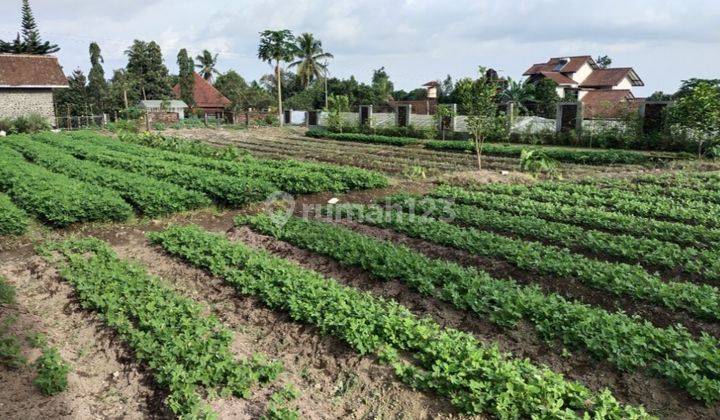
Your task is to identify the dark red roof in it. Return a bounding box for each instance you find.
[524,56,595,75]
[172,73,231,109]
[580,68,644,88]
[422,81,440,87]
[582,89,638,118]
[0,54,68,88]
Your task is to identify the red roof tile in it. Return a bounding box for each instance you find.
[580,68,644,88]
[524,56,595,75]
[172,73,231,109]
[0,54,68,88]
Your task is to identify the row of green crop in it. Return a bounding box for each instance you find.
[0,145,132,227]
[239,213,720,403]
[386,193,720,282]
[327,203,720,321]
[579,175,720,206]
[150,224,651,418]
[116,131,389,191]
[478,179,720,229]
[432,185,720,249]
[40,237,283,418]
[74,131,387,194]
[6,136,211,217]
[0,193,29,236]
[306,129,658,165]
[39,134,277,206]
[623,172,720,192]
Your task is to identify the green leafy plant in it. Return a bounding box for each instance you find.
[33,347,70,396]
[240,213,720,404]
[40,237,283,417]
[519,149,560,178]
[150,225,651,418]
[0,276,16,305]
[0,143,132,227]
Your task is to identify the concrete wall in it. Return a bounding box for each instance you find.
[0,88,56,123]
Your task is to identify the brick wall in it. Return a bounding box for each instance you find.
[0,88,56,123]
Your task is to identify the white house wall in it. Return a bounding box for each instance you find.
[572,62,594,84]
[613,77,633,90]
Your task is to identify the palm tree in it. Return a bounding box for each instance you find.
[257,29,297,125]
[500,78,535,114]
[289,33,333,89]
[195,50,220,82]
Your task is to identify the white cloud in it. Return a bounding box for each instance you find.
[1,0,719,95]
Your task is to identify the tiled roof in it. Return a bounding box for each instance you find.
[582,89,638,118]
[580,68,644,87]
[539,71,578,86]
[172,73,231,109]
[0,54,68,88]
[524,56,595,75]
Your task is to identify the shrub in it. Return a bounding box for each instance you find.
[33,347,70,396]
[0,114,51,134]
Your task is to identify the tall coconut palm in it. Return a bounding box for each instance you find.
[195,50,220,82]
[257,29,297,125]
[289,33,333,89]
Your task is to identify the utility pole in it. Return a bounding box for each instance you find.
[324,64,329,110]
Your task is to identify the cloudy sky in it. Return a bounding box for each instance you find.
[2,0,719,96]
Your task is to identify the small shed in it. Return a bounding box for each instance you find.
[138,100,188,119]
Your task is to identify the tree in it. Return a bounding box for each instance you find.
[440,75,454,103]
[533,78,560,118]
[0,0,59,54]
[647,91,673,101]
[289,33,333,89]
[54,69,89,117]
[215,70,278,112]
[177,48,195,107]
[674,78,720,99]
[107,69,138,116]
[667,81,720,158]
[596,55,612,69]
[125,40,171,100]
[257,29,297,125]
[371,67,394,103]
[500,78,535,114]
[460,67,500,170]
[195,50,219,82]
[325,94,349,132]
[434,104,457,140]
[87,42,107,113]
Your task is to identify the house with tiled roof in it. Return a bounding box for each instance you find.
[523,55,644,118]
[0,53,68,124]
[172,72,231,119]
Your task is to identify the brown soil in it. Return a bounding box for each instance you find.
[108,227,463,419]
[165,127,659,180]
[0,257,164,419]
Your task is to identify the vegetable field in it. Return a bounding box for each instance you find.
[3,129,720,419]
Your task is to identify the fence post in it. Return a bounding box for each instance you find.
[359,105,373,128]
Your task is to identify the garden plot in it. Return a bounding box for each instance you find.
[4,129,720,419]
[167,127,657,178]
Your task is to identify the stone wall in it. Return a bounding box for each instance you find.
[0,89,56,123]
